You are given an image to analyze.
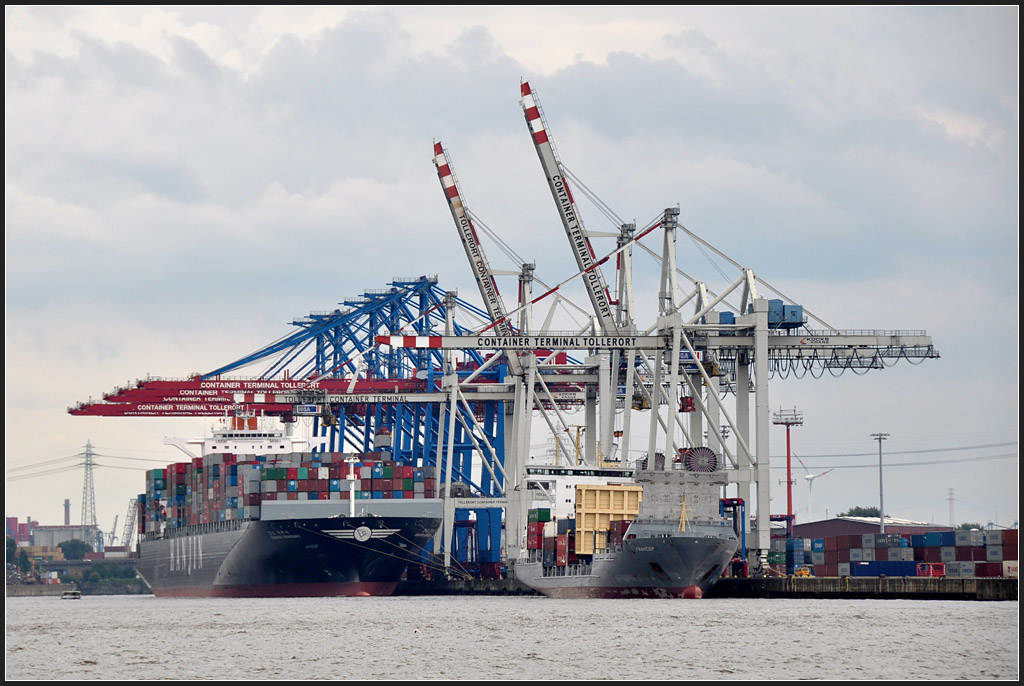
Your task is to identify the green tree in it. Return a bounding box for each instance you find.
[17,548,31,574]
[58,539,93,561]
[6,536,16,565]
[957,522,983,530]
[839,506,881,517]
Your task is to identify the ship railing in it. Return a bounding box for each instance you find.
[541,562,593,578]
[149,518,251,540]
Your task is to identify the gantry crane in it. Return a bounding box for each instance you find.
[70,80,940,577]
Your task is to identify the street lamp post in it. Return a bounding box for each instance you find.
[871,433,890,533]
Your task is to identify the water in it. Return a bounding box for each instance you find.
[5,595,1018,680]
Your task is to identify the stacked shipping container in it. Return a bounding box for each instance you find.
[769,530,1018,578]
[139,452,437,535]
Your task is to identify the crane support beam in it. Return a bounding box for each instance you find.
[377,334,666,349]
[519,81,618,335]
[433,142,524,377]
[707,332,936,348]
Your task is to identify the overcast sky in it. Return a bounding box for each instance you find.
[5,6,1018,540]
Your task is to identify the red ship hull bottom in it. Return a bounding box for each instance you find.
[150,581,398,598]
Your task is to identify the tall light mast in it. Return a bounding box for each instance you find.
[773,408,803,537]
[872,432,890,533]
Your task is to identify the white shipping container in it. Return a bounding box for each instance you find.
[986,545,1004,561]
[862,548,875,561]
[862,534,875,548]
[940,547,957,562]
[838,563,851,577]
[985,530,1004,546]
[1002,560,1018,578]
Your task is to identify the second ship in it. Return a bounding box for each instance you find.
[513,448,740,598]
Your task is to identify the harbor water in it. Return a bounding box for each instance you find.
[4,595,1018,680]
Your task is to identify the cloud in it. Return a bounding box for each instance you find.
[5,6,1017,533]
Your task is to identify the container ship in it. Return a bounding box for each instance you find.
[513,450,739,598]
[135,418,442,597]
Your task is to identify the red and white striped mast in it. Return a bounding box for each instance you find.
[519,81,619,337]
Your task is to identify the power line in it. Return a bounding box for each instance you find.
[789,441,1016,459]
[772,452,1016,470]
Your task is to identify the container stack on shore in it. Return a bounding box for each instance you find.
[139,453,437,534]
[769,530,1018,578]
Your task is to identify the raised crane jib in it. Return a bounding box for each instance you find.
[519,81,618,336]
[433,141,524,376]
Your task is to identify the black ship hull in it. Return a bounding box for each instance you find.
[136,513,441,597]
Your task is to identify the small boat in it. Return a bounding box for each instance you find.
[60,590,82,599]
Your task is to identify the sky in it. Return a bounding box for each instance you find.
[5,6,1019,542]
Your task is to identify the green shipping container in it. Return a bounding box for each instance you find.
[529,508,552,523]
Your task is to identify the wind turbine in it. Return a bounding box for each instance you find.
[796,455,834,522]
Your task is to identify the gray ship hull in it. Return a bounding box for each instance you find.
[514,531,738,599]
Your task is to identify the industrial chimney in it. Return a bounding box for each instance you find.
[64,498,71,526]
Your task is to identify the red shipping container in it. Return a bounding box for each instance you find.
[875,548,888,561]
[974,562,1003,577]
[1003,530,1018,547]
[393,478,404,490]
[1003,545,1018,561]
[609,520,631,535]
[286,468,298,480]
[361,479,372,491]
[915,547,943,562]
[956,546,985,561]
[837,548,850,563]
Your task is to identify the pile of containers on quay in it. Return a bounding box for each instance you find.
[134,450,443,598]
[768,530,1018,578]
